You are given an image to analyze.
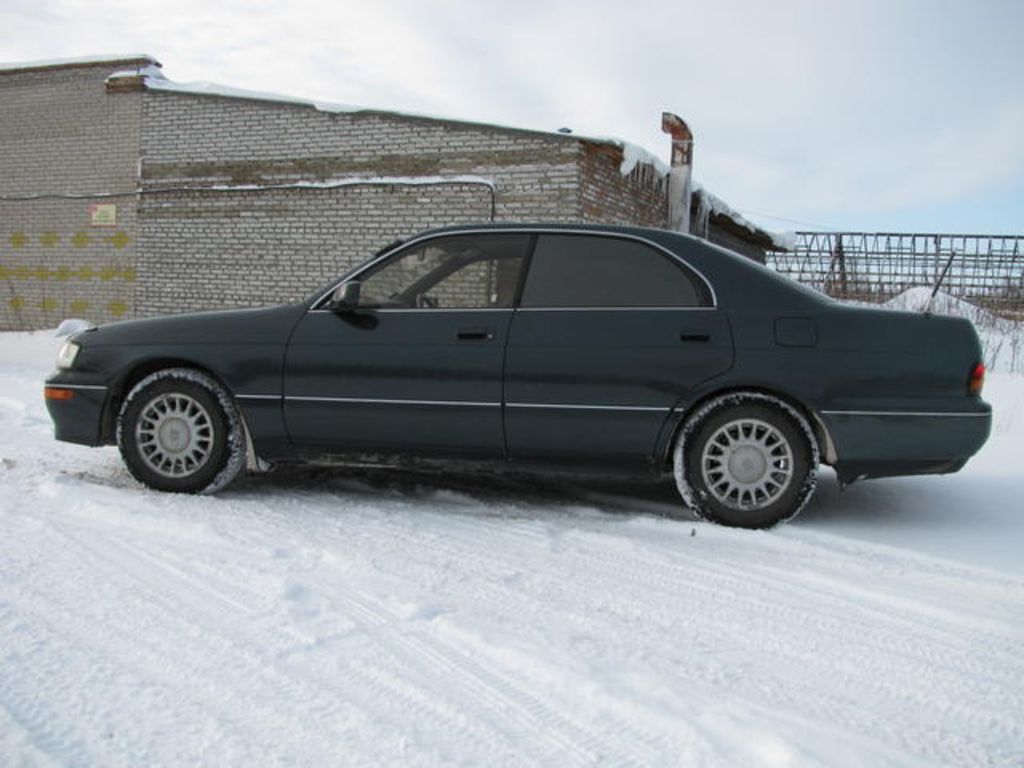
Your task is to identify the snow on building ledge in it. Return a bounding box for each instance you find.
[205,175,496,192]
[104,62,621,147]
[693,184,795,252]
[619,143,671,178]
[0,53,160,76]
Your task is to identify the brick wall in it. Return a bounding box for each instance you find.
[134,92,588,314]
[579,142,667,228]
[3,63,727,328]
[137,183,493,314]
[0,60,147,330]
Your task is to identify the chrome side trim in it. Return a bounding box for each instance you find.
[309,307,511,314]
[283,397,669,412]
[507,402,671,412]
[310,306,716,315]
[515,306,715,312]
[48,383,107,391]
[821,410,989,418]
[286,396,500,407]
[237,394,281,400]
[310,228,718,310]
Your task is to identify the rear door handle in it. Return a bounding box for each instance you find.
[680,331,711,343]
[457,327,494,341]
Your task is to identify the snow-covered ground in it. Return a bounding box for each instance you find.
[1,331,1022,767]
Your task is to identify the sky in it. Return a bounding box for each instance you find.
[2,0,1022,235]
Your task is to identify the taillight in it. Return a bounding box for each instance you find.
[968,363,986,396]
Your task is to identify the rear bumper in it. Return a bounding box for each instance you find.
[822,405,991,484]
[44,381,110,446]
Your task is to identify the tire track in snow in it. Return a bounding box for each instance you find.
[222,495,713,761]
[138,497,685,766]
[24,510,622,765]
[444,514,1024,765]
[7,465,1022,766]
[248,491,1022,767]
[333,586,663,768]
[224,492,1011,765]
[113,491,710,766]
[0,519,398,764]
[114,477,1024,765]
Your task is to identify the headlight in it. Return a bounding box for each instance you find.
[56,341,81,370]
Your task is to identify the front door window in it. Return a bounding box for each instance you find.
[358,234,529,309]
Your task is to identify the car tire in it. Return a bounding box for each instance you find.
[673,394,818,528]
[117,368,246,494]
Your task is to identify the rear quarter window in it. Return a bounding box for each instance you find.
[520,234,709,308]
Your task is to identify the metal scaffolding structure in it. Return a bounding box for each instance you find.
[766,233,1024,317]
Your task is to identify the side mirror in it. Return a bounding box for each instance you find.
[328,281,361,313]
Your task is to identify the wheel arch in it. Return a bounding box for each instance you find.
[113,363,249,493]
[101,358,240,445]
[659,385,835,469]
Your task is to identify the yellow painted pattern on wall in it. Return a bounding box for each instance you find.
[5,297,131,315]
[107,231,130,249]
[0,264,136,281]
[1,230,130,250]
[2,229,134,325]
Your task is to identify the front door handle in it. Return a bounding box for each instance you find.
[457,327,494,341]
[680,330,711,343]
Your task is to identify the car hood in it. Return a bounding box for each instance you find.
[75,304,307,347]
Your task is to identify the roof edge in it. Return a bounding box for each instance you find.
[122,68,629,150]
[0,54,160,77]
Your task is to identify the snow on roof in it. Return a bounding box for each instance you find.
[109,64,366,114]
[694,183,794,251]
[619,143,671,177]
[0,53,158,73]
[107,64,626,150]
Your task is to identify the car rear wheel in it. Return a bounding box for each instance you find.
[673,394,818,528]
[117,368,246,493]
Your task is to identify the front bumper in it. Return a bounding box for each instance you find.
[44,378,110,446]
[822,404,992,484]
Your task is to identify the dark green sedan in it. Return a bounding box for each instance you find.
[45,224,992,528]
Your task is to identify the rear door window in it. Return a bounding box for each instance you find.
[519,234,708,308]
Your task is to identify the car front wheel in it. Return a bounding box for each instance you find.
[673,394,818,528]
[117,368,246,493]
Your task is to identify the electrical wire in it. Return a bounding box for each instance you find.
[0,179,498,221]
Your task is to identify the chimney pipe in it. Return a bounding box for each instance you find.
[661,112,694,233]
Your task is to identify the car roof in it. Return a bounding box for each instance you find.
[416,221,692,241]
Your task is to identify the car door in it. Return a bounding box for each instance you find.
[504,233,733,465]
[284,233,531,457]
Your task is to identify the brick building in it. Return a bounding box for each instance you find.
[0,55,785,330]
